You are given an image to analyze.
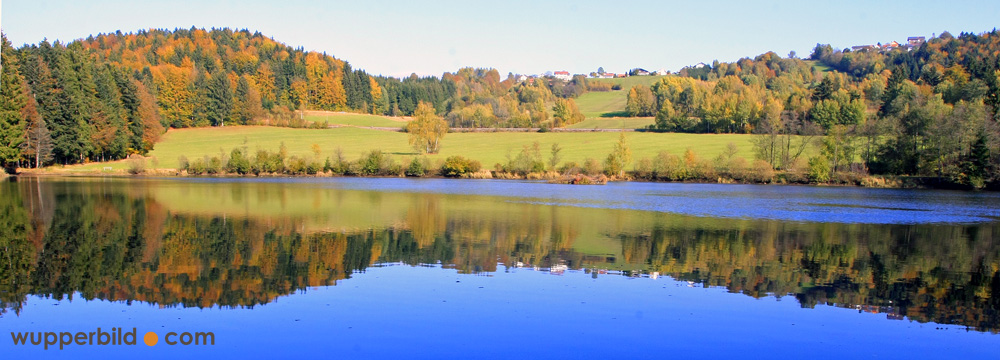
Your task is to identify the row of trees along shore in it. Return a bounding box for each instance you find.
[1,28,998,188]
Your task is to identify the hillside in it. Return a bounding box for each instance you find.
[55,126,759,172]
[2,27,999,187]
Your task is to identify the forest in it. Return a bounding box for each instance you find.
[0,28,585,169]
[632,30,1000,186]
[0,27,998,187]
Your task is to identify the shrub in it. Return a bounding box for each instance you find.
[807,156,831,183]
[358,150,399,176]
[126,154,146,175]
[504,142,545,175]
[406,157,427,177]
[306,159,322,175]
[286,156,308,175]
[633,158,654,179]
[205,156,223,174]
[252,149,278,174]
[325,147,349,175]
[747,159,775,183]
[441,156,481,177]
[188,158,206,175]
[653,151,686,180]
[783,157,809,183]
[177,155,190,171]
[582,158,602,176]
[227,147,252,175]
[727,157,749,181]
[558,161,580,175]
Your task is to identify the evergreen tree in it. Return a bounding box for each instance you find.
[207,72,233,127]
[0,33,28,171]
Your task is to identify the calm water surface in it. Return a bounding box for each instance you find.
[1,177,998,358]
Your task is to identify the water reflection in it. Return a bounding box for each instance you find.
[0,177,998,333]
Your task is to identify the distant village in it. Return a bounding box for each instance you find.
[850,35,926,53]
[517,35,928,84]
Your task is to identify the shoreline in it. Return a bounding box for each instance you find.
[12,168,996,192]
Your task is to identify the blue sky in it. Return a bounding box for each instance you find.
[2,0,999,78]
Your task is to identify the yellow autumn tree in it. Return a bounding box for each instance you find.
[406,102,448,154]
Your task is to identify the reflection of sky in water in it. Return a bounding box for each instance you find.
[5,265,996,359]
[177,178,1000,224]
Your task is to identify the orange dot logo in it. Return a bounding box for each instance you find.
[144,332,158,346]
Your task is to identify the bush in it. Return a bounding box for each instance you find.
[747,159,775,183]
[582,158,602,176]
[188,158,206,175]
[287,156,308,175]
[126,155,146,175]
[227,147,252,175]
[358,150,399,176]
[325,148,349,175]
[441,156,481,177]
[558,161,580,175]
[633,158,654,179]
[727,157,749,181]
[205,156,223,175]
[306,159,322,175]
[807,156,831,183]
[253,149,283,174]
[406,157,428,177]
[177,155,190,172]
[653,151,686,180]
[504,142,545,175]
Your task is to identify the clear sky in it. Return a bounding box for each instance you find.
[2,0,999,78]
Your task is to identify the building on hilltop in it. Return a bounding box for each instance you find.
[553,71,572,81]
[631,68,650,76]
[907,36,926,47]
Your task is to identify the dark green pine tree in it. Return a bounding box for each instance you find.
[207,72,233,127]
[50,42,98,163]
[92,64,130,160]
[112,67,145,154]
[966,131,991,180]
[0,33,28,171]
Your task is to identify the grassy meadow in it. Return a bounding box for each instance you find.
[304,111,408,128]
[588,75,667,89]
[566,118,656,130]
[59,126,759,172]
[574,75,667,128]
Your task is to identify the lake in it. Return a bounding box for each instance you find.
[1,177,998,358]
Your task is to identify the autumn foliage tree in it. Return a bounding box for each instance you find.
[406,102,448,154]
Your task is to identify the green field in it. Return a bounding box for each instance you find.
[575,91,629,118]
[572,75,668,128]
[589,75,667,89]
[803,60,834,74]
[62,126,759,172]
[305,112,407,128]
[566,118,656,130]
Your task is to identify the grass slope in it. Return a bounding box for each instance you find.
[64,126,757,171]
[304,111,407,128]
[573,75,668,128]
[588,75,667,89]
[566,118,656,130]
[575,91,629,118]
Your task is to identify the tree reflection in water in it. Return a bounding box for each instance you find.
[0,177,997,333]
